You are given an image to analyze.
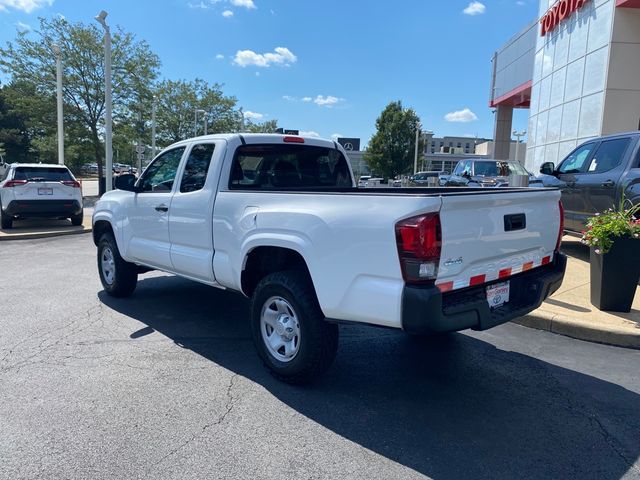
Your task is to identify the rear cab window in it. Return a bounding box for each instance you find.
[14,167,72,182]
[229,144,352,190]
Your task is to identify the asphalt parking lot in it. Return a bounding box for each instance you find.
[1,234,640,480]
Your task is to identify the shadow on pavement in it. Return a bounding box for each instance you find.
[99,275,640,480]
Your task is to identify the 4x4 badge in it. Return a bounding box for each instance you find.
[444,257,463,266]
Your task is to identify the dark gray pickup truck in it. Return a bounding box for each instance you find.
[540,131,640,234]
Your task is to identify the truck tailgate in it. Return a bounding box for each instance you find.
[435,189,562,292]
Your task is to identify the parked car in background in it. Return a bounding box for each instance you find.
[446,159,539,188]
[409,171,443,187]
[357,175,371,188]
[539,131,640,233]
[0,163,83,229]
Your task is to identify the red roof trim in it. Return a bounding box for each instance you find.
[490,80,533,108]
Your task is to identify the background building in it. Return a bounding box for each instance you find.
[426,136,492,154]
[491,0,640,172]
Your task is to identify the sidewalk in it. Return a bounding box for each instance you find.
[514,236,640,349]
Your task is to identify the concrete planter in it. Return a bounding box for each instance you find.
[590,237,640,312]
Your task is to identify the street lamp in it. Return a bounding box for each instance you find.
[52,44,64,165]
[194,109,205,137]
[95,10,112,193]
[151,94,157,159]
[513,129,527,163]
[413,123,422,174]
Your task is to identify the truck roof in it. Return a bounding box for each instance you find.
[167,133,339,150]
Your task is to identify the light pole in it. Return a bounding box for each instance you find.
[512,129,526,163]
[203,111,208,135]
[413,123,421,174]
[95,10,112,193]
[52,44,64,165]
[194,108,205,137]
[151,95,157,159]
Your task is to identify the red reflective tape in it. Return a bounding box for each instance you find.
[499,268,512,279]
[523,262,534,272]
[470,274,486,286]
[541,256,551,265]
[437,281,454,293]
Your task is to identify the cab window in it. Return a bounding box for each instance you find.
[180,144,215,193]
[586,138,630,174]
[138,147,185,193]
[558,143,596,174]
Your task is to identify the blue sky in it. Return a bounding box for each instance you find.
[0,0,537,146]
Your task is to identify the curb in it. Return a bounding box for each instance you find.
[513,310,640,349]
[0,225,92,241]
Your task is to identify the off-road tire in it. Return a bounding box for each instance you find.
[97,232,138,297]
[251,270,339,384]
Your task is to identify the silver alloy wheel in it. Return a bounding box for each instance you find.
[260,296,301,363]
[101,246,116,286]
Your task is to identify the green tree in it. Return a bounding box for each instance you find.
[0,82,32,163]
[244,118,278,133]
[0,17,160,187]
[365,101,422,180]
[155,79,241,145]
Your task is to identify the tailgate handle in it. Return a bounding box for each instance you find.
[504,213,526,232]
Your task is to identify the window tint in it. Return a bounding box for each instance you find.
[452,162,464,175]
[229,144,352,190]
[558,143,596,174]
[139,147,185,192]
[586,138,630,173]
[180,143,215,193]
[14,167,72,181]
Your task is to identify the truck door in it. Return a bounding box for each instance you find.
[169,142,222,283]
[127,146,185,270]
[579,137,633,223]
[555,142,597,232]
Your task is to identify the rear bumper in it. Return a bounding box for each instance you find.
[401,253,567,334]
[3,200,82,218]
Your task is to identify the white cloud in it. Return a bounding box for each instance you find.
[445,108,478,122]
[230,0,255,8]
[301,97,312,102]
[215,53,225,60]
[282,95,296,101]
[243,110,265,120]
[222,9,233,16]
[463,1,485,15]
[14,20,31,30]
[233,47,297,67]
[313,95,344,107]
[300,131,320,138]
[330,133,344,141]
[0,0,52,13]
[516,1,525,5]
[187,1,209,9]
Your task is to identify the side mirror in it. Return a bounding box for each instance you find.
[114,173,138,192]
[540,162,555,176]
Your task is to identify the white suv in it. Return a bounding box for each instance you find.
[0,163,83,229]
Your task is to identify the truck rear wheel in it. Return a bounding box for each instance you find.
[97,232,138,297]
[251,270,338,384]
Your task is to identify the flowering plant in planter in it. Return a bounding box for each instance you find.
[581,202,640,254]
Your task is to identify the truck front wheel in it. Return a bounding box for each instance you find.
[97,233,138,297]
[251,270,338,384]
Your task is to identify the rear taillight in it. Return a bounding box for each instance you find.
[556,200,564,252]
[3,180,27,188]
[395,213,442,284]
[61,180,81,188]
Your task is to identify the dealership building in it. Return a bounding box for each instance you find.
[490,0,640,172]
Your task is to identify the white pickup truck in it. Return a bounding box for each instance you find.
[93,134,566,383]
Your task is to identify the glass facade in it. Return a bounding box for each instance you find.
[526,0,615,171]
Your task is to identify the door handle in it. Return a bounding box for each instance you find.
[602,180,615,188]
[155,204,168,212]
